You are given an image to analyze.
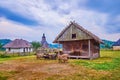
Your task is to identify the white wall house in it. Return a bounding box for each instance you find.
[113,46,120,50]
[112,39,120,51]
[6,48,33,53]
[3,39,33,53]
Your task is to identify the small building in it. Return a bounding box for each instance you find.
[41,33,49,48]
[53,21,103,59]
[3,39,33,53]
[112,39,120,50]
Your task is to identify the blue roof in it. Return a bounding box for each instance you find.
[113,39,120,46]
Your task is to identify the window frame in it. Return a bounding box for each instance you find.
[72,33,76,39]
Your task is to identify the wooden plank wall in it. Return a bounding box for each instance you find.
[61,40,89,56]
[58,25,92,41]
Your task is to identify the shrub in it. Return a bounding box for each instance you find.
[0,54,10,58]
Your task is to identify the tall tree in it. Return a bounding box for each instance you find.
[31,41,41,51]
[0,43,3,49]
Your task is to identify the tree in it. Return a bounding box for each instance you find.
[104,43,111,49]
[0,43,3,49]
[0,43,3,50]
[31,41,41,51]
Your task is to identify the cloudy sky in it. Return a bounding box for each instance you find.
[0,0,120,43]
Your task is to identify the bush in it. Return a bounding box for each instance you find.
[0,54,10,58]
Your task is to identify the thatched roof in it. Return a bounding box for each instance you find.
[3,39,32,48]
[53,21,103,43]
[113,39,120,46]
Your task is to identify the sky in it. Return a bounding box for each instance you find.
[0,0,120,43]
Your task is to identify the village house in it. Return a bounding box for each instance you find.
[112,39,120,50]
[3,39,33,53]
[53,21,103,59]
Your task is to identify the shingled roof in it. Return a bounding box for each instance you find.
[53,21,103,43]
[113,39,120,46]
[3,39,32,48]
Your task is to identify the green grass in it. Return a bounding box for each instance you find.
[0,72,10,80]
[0,51,35,63]
[0,76,8,80]
[0,50,120,80]
[0,50,120,70]
[71,50,120,70]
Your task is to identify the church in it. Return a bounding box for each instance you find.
[41,34,49,48]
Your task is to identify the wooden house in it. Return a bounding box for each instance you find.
[3,39,33,53]
[112,39,120,50]
[53,21,103,59]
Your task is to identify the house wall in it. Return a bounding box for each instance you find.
[90,40,100,59]
[113,46,120,50]
[60,39,100,59]
[58,25,92,41]
[61,40,89,56]
[6,48,33,53]
[6,48,23,53]
[23,48,33,52]
[29,48,33,52]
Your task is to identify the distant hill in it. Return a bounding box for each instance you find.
[0,39,12,50]
[0,39,12,45]
[100,40,115,49]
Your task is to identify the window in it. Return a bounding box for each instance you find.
[72,34,76,39]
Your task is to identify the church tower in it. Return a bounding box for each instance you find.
[41,33,49,48]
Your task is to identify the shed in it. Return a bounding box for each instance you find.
[112,39,120,50]
[53,21,103,59]
[3,39,33,53]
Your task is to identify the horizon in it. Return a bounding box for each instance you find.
[0,38,117,43]
[0,0,120,43]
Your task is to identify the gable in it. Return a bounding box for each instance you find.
[57,24,92,41]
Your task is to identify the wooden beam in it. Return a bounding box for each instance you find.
[98,44,100,57]
[58,41,60,55]
[88,40,91,59]
[69,55,89,59]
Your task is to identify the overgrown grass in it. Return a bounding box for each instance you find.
[0,50,120,70]
[0,72,10,80]
[0,76,8,80]
[0,51,35,63]
[71,50,120,70]
[0,50,120,80]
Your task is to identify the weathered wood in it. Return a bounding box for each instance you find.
[58,25,92,41]
[53,22,102,59]
[69,55,89,59]
[88,40,91,59]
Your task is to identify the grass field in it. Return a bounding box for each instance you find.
[0,50,120,80]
